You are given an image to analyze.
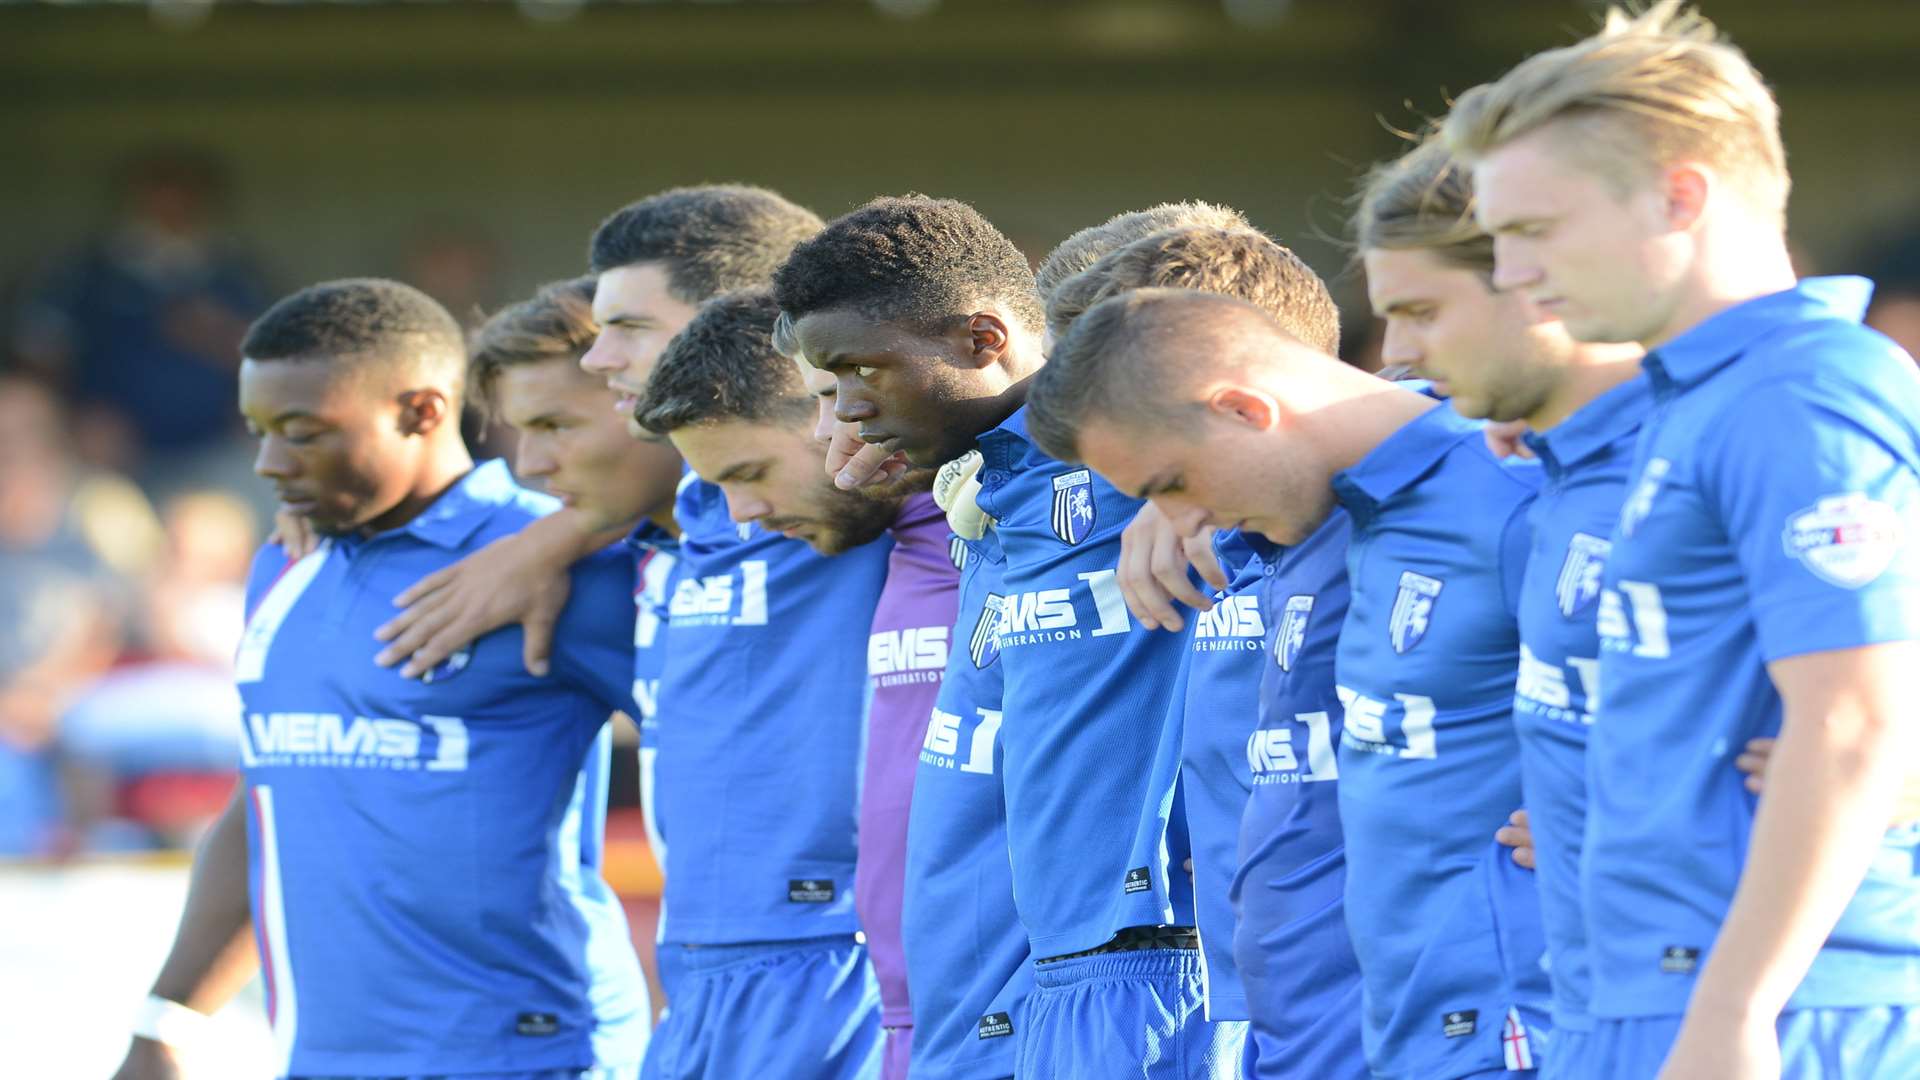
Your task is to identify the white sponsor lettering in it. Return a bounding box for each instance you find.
[243,712,468,771]
[1336,686,1438,759]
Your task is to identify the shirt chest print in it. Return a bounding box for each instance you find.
[1389,571,1442,655]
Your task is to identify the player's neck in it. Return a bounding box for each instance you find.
[360,439,476,537]
[1643,229,1798,350]
[1314,378,1438,475]
[1525,345,1644,432]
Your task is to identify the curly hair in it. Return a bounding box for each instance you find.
[589,185,825,302]
[771,195,1044,336]
[241,277,465,385]
[637,287,813,435]
[1034,200,1251,300]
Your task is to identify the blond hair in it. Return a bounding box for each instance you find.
[1353,134,1493,275]
[1046,226,1341,355]
[467,276,599,419]
[1443,1,1788,225]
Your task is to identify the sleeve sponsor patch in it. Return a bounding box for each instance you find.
[1782,493,1905,589]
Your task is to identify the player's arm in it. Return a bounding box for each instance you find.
[1658,642,1919,1080]
[111,786,258,1079]
[374,506,628,678]
[1735,737,1920,824]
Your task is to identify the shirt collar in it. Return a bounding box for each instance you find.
[1644,276,1874,390]
[398,458,516,550]
[981,403,1032,449]
[1522,374,1653,481]
[1332,397,1482,518]
[626,517,677,552]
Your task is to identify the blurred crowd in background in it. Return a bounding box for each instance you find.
[0,145,531,859]
[4,140,1920,862]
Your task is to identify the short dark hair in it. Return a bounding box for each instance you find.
[241,278,466,385]
[1034,201,1251,300]
[637,287,813,435]
[1046,226,1341,355]
[466,276,598,420]
[1028,288,1284,464]
[772,194,1045,336]
[588,185,824,302]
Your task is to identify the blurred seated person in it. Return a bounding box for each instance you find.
[11,145,270,483]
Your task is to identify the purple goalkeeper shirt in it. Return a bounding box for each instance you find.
[860,492,960,1030]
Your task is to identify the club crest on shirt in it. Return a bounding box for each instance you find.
[949,534,970,572]
[1556,532,1612,618]
[1275,594,1315,672]
[971,593,1007,669]
[736,522,755,541]
[419,646,473,684]
[1619,457,1671,538]
[1389,571,1442,655]
[1783,493,1906,589]
[1050,469,1097,546]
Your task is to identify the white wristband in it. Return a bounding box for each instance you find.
[133,995,211,1051]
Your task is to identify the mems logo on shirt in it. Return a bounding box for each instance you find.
[669,560,769,627]
[999,569,1130,648]
[239,712,469,771]
[869,626,949,688]
[1193,594,1264,652]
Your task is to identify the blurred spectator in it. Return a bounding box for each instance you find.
[0,376,138,857]
[400,219,505,323]
[59,491,256,852]
[10,145,271,489]
[1861,221,1920,361]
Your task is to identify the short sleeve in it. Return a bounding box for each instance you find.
[551,544,644,718]
[1497,497,1537,622]
[1704,374,1920,662]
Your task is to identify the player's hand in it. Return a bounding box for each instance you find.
[1655,1006,1779,1080]
[1483,420,1535,460]
[267,504,320,561]
[374,531,572,678]
[1117,503,1223,632]
[1494,808,1536,870]
[1738,736,1920,825]
[110,1037,184,1080]
[828,426,910,491]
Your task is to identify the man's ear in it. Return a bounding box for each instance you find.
[965,312,1011,367]
[1205,385,1283,431]
[396,388,454,436]
[1662,162,1711,232]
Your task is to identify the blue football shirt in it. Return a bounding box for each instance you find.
[1179,528,1269,1020]
[974,405,1194,957]
[233,460,647,1078]
[625,525,678,874]
[1329,397,1552,1077]
[638,474,891,945]
[1231,513,1367,1076]
[1514,374,1652,1034]
[902,528,1032,1079]
[1591,277,1920,1018]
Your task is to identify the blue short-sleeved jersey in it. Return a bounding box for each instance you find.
[641,475,891,946]
[1179,528,1268,1020]
[1592,277,1920,1018]
[974,405,1194,958]
[1232,513,1367,1075]
[233,460,647,1079]
[626,529,677,874]
[1329,398,1551,1078]
[1514,375,1652,1034]
[903,529,1031,1079]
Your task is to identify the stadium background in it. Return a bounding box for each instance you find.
[2,1,1917,1075]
